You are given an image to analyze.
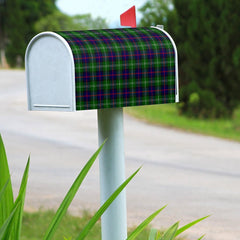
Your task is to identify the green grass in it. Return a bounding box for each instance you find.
[125,104,240,142]
[21,210,101,240]
[21,210,187,240]
[21,210,152,240]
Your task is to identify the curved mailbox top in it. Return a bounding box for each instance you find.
[26,27,178,111]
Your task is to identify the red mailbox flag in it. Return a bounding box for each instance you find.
[120,6,136,28]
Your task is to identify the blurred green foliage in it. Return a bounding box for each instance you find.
[35,12,108,32]
[140,0,240,119]
[0,0,108,68]
[2,0,57,67]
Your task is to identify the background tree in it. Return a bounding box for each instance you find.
[2,0,108,68]
[5,0,27,67]
[35,12,108,32]
[34,11,79,32]
[140,0,240,119]
[0,0,7,67]
[72,14,108,30]
[3,0,57,67]
[139,0,177,35]
[174,0,240,118]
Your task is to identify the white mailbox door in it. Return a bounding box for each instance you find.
[26,32,76,111]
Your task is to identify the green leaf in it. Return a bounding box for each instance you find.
[63,237,72,240]
[76,167,141,240]
[43,141,106,240]
[127,206,167,240]
[159,222,178,240]
[0,202,20,240]
[197,234,205,240]
[175,215,210,237]
[0,180,10,203]
[0,180,11,239]
[148,228,158,240]
[156,231,161,240]
[0,135,14,227]
[11,156,30,240]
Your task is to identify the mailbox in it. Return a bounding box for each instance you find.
[25,26,178,111]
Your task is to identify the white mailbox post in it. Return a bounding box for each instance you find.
[26,26,178,240]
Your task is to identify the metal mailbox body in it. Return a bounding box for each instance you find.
[26,27,178,111]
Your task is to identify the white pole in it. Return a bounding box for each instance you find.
[97,107,127,240]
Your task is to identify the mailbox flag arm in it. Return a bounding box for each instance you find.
[120,6,136,27]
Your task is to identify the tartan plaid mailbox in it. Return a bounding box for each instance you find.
[26,26,179,111]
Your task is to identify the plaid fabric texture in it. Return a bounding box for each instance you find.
[56,27,176,110]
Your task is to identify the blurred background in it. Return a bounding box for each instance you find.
[1,0,240,124]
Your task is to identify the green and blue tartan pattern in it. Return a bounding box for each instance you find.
[56,27,176,110]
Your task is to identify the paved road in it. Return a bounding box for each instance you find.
[0,70,240,240]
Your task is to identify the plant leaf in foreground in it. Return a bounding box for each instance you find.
[159,222,178,240]
[43,141,106,240]
[0,135,14,227]
[148,228,158,240]
[0,203,20,240]
[75,167,141,240]
[12,157,30,240]
[0,180,10,203]
[127,205,167,240]
[175,215,210,237]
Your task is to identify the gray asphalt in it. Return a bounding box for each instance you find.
[0,70,240,240]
